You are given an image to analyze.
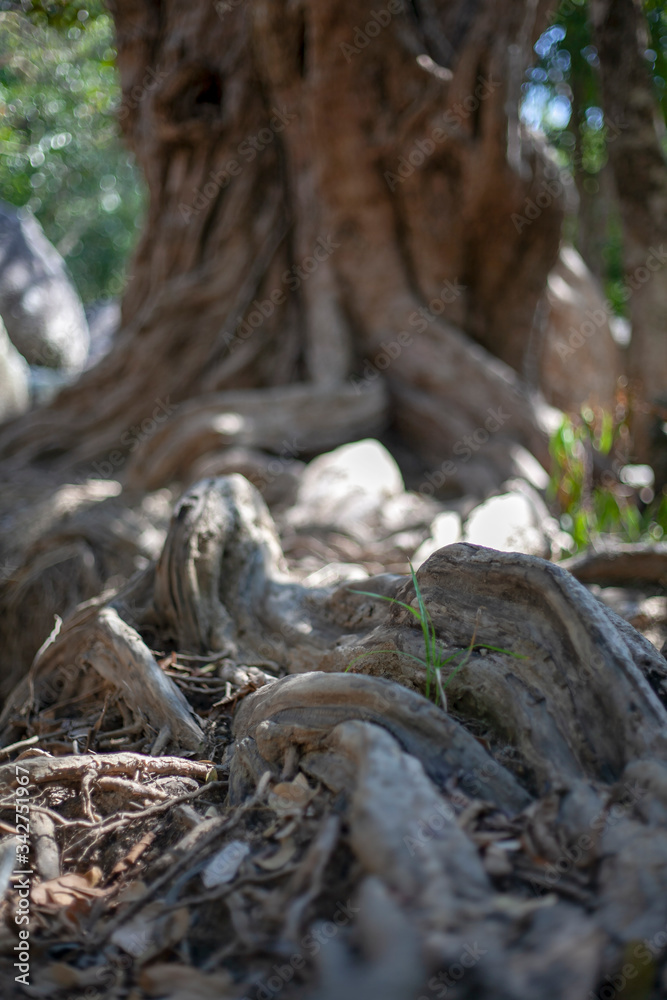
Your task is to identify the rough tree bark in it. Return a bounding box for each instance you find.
[2,475,667,999]
[591,0,667,470]
[2,5,667,996]
[0,0,561,491]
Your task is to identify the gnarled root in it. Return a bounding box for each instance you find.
[3,475,667,999]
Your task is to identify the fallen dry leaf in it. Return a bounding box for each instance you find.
[28,961,112,995]
[111,902,189,961]
[201,839,249,888]
[255,836,297,871]
[31,869,108,910]
[267,773,314,815]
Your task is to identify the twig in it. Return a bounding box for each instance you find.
[151,650,232,663]
[0,751,214,788]
[88,691,112,750]
[161,866,300,914]
[81,768,101,823]
[94,788,259,947]
[62,781,229,852]
[0,735,40,759]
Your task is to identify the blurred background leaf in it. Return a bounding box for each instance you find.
[520,0,667,318]
[0,0,145,303]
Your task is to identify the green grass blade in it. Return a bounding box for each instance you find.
[408,562,428,632]
[425,606,438,668]
[348,589,424,621]
[408,561,433,697]
[440,652,468,689]
[473,643,527,659]
[432,650,460,668]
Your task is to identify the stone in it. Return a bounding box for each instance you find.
[413,511,462,566]
[0,315,29,422]
[463,491,550,557]
[287,439,405,540]
[0,202,89,371]
[537,245,620,413]
[27,366,76,407]
[85,297,120,368]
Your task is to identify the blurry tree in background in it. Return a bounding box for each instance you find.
[0,0,565,496]
[0,0,145,302]
[521,0,667,311]
[0,1,665,326]
[0,0,665,497]
[521,0,667,467]
[592,0,667,466]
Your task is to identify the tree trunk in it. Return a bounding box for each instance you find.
[591,0,667,471]
[0,0,561,492]
[2,9,667,996]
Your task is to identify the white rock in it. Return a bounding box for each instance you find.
[0,315,29,421]
[85,297,120,367]
[507,443,549,491]
[413,511,462,566]
[288,439,404,536]
[463,492,549,557]
[0,201,89,371]
[302,562,367,588]
[540,244,620,412]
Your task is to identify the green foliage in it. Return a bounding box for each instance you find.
[522,3,602,160]
[525,1,667,158]
[522,1,667,315]
[0,1,145,302]
[549,407,667,552]
[346,565,525,709]
[645,0,667,123]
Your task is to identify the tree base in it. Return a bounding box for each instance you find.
[1,475,667,999]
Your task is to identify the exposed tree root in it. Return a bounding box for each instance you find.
[563,543,667,587]
[1,475,667,999]
[124,382,389,493]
